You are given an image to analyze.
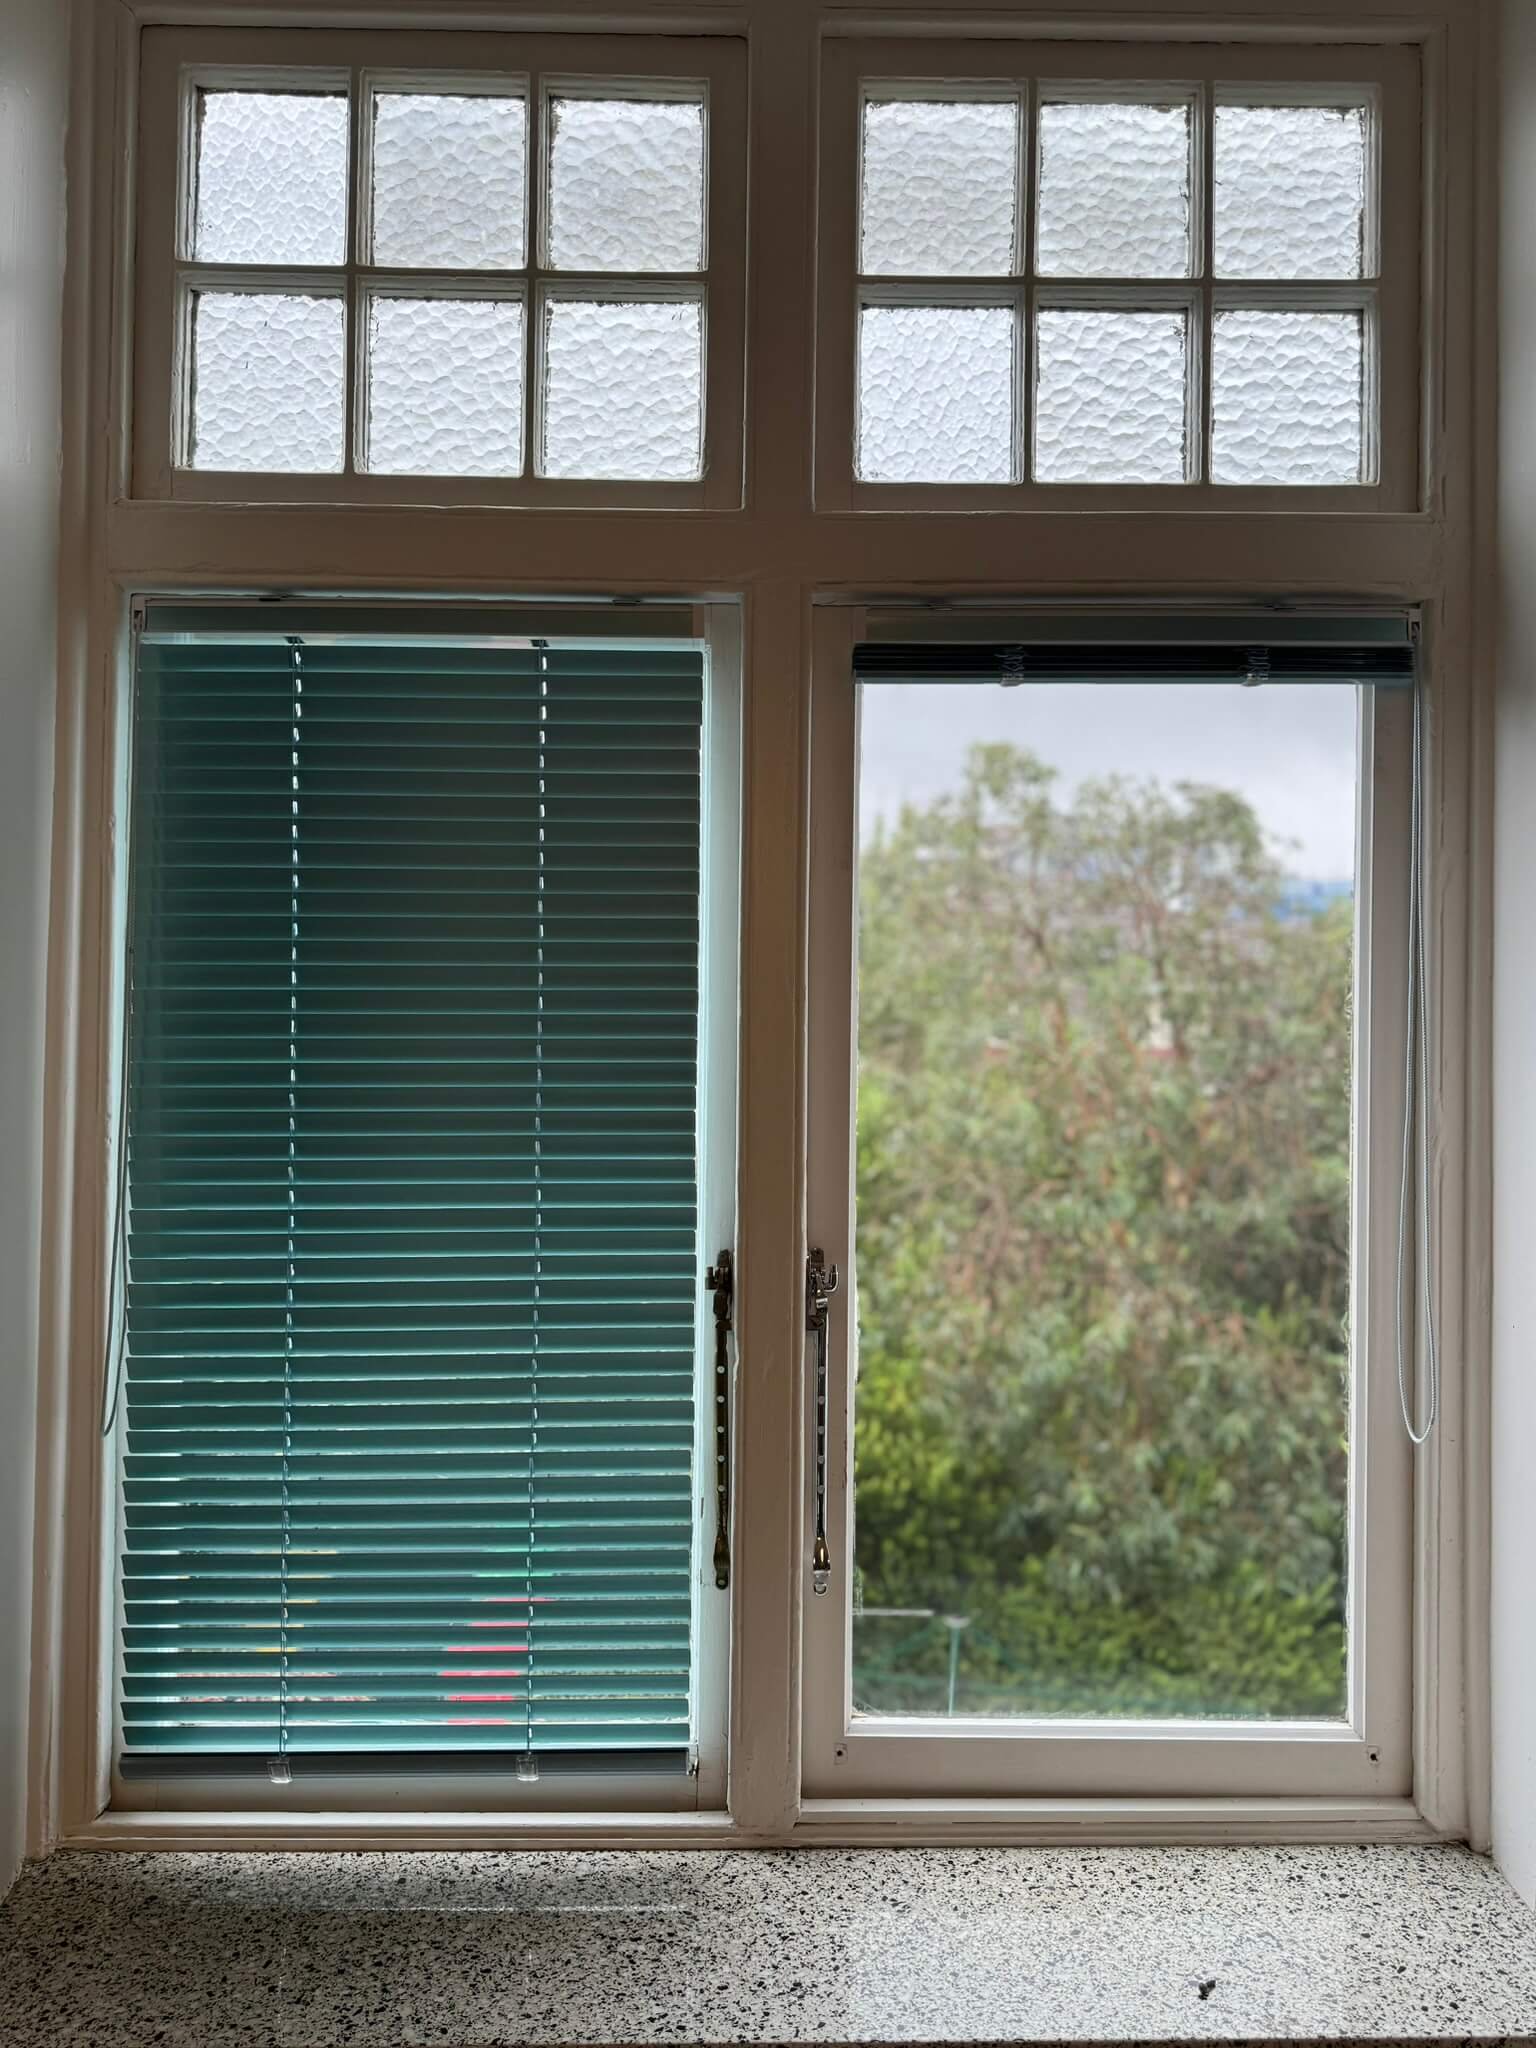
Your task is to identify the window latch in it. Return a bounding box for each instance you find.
[706,1250,734,1591]
[806,1248,840,1597]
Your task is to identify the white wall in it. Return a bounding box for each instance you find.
[0,0,65,1892]
[1495,0,1536,1911]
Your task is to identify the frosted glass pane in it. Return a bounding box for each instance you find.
[1034,309,1188,483]
[365,296,524,476]
[1036,101,1193,279]
[1211,310,1363,484]
[857,304,1014,484]
[189,291,344,472]
[541,298,702,479]
[859,99,1018,277]
[1214,104,1367,280]
[547,98,704,272]
[193,90,347,265]
[370,93,527,269]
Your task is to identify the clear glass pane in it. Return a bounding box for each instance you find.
[370,92,527,269]
[1212,309,1364,485]
[1214,103,1367,280]
[541,297,702,479]
[546,96,704,272]
[365,295,524,476]
[188,290,344,472]
[853,679,1358,1721]
[1034,308,1189,483]
[1036,100,1193,279]
[859,98,1019,277]
[857,304,1015,485]
[192,89,348,266]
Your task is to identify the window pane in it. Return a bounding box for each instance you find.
[365,295,524,476]
[857,304,1015,485]
[546,96,704,272]
[852,680,1357,1720]
[370,91,527,270]
[192,89,348,266]
[1212,309,1364,484]
[541,297,702,479]
[859,98,1019,277]
[1214,103,1367,280]
[189,290,344,472]
[1034,307,1189,483]
[1036,101,1193,279]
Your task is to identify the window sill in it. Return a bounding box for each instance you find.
[2,1843,1532,2046]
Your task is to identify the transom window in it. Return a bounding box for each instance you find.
[817,42,1420,510]
[132,29,747,505]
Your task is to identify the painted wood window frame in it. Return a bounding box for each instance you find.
[801,605,1415,1802]
[30,0,1488,1856]
[101,596,741,1819]
[131,26,749,508]
[815,40,1421,512]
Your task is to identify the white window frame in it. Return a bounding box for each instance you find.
[815,40,1421,512]
[801,604,1415,1801]
[131,26,749,507]
[29,0,1486,1856]
[83,595,742,1822]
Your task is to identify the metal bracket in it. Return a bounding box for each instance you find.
[706,1250,734,1591]
[806,1249,840,1597]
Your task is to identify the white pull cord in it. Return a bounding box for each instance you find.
[1394,681,1439,1445]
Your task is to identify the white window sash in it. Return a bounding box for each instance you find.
[801,603,1416,1801]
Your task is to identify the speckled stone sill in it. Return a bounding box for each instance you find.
[2,1843,1535,2046]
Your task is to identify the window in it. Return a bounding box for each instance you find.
[803,610,1417,1798]
[111,602,738,1806]
[37,2,1473,1853]
[131,28,747,504]
[817,42,1420,509]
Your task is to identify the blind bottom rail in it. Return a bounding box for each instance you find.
[118,1747,693,1781]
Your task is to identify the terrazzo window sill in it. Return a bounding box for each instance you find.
[3,1843,1535,2047]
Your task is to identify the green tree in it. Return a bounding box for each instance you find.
[853,743,1352,1719]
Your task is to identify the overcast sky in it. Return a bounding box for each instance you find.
[858,681,1359,880]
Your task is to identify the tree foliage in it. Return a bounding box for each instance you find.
[852,742,1352,1719]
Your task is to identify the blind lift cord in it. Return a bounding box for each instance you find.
[1396,679,1440,1446]
[99,666,1441,1446]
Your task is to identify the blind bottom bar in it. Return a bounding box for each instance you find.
[119,1747,692,1782]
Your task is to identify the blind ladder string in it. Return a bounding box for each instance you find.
[278,637,304,1759]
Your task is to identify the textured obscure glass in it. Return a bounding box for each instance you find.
[1214,104,1367,279]
[1034,309,1188,483]
[857,304,1014,484]
[189,291,344,472]
[370,92,527,269]
[365,295,524,476]
[193,90,348,265]
[547,97,704,272]
[859,98,1019,277]
[542,298,702,479]
[1211,309,1364,484]
[1036,101,1193,279]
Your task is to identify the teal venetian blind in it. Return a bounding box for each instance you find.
[118,610,705,1771]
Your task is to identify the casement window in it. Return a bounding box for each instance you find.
[130,28,747,505]
[110,601,739,1807]
[815,42,1420,509]
[37,0,1475,1852]
[803,609,1419,1799]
